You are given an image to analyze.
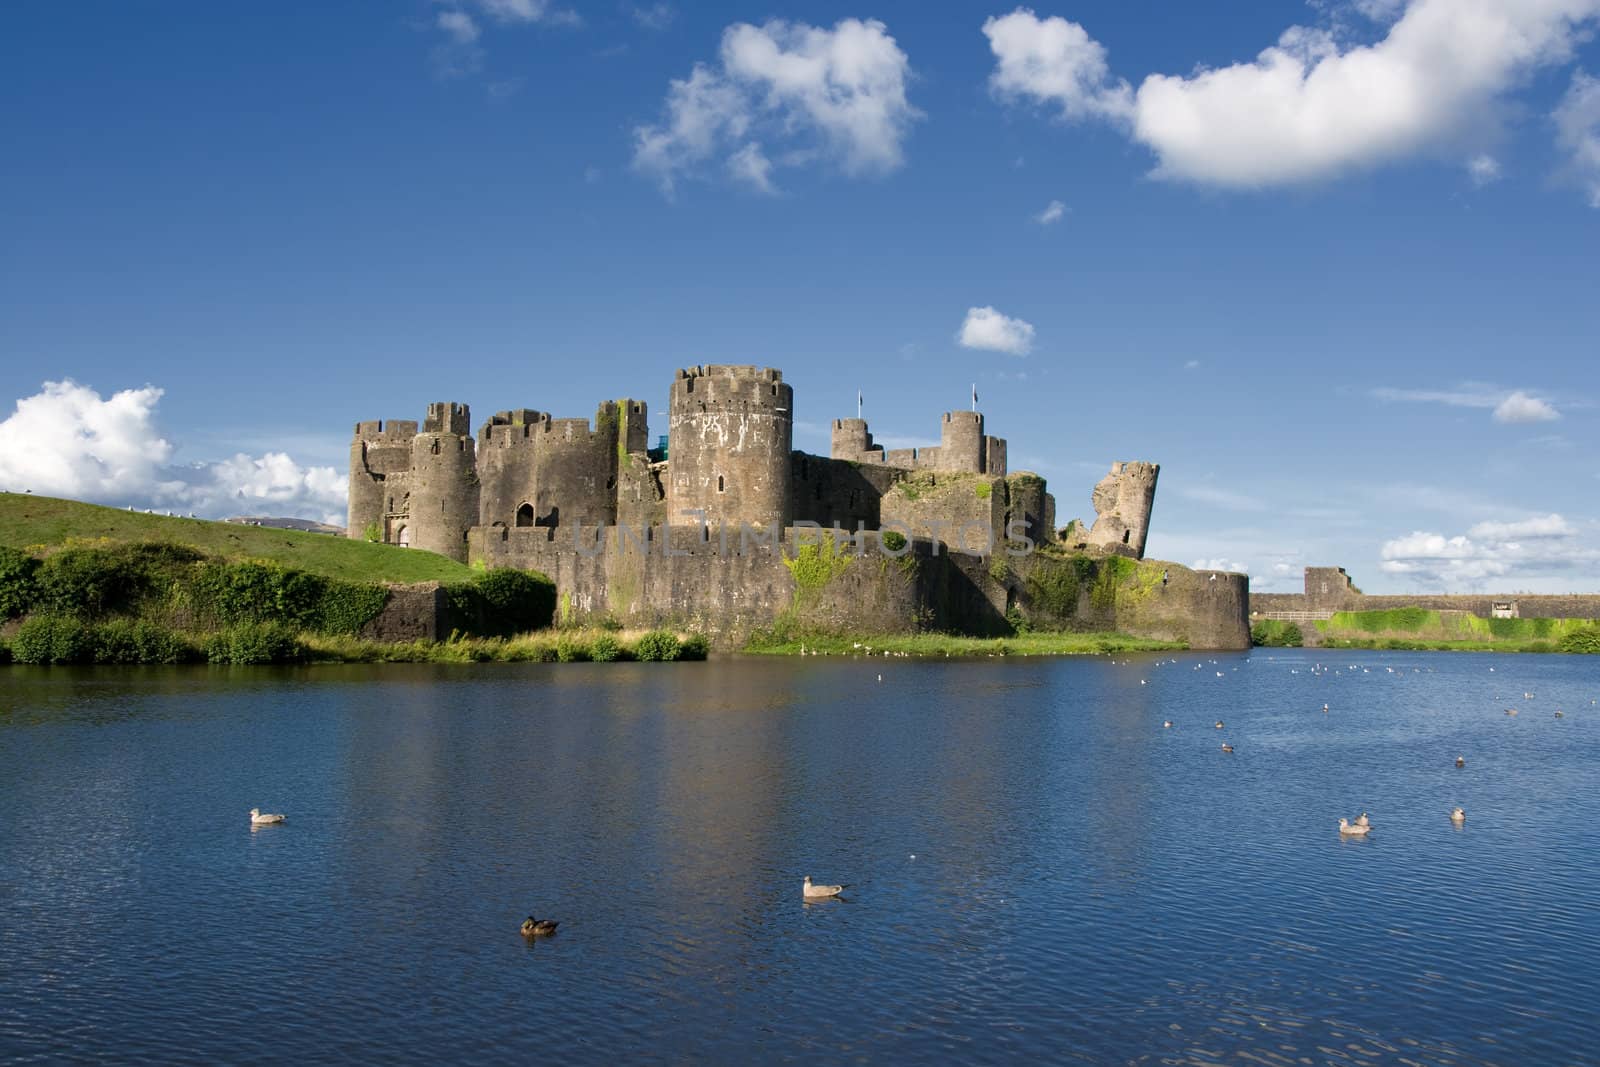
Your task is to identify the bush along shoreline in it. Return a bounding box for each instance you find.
[0,541,706,666]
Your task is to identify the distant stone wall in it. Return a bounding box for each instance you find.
[879,472,1006,552]
[1250,567,1600,622]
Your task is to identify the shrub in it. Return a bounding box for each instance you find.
[0,547,41,618]
[555,634,589,662]
[880,530,907,553]
[204,622,305,665]
[1005,606,1032,635]
[313,579,388,634]
[590,634,621,662]
[92,619,144,664]
[1251,620,1304,647]
[37,548,143,618]
[678,633,710,660]
[1558,626,1600,654]
[11,615,92,665]
[633,629,681,662]
[476,568,557,634]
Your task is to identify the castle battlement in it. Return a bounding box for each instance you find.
[353,419,419,442]
[422,402,471,436]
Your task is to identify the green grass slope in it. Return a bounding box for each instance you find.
[0,493,472,584]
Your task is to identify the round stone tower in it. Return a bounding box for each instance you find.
[347,418,418,540]
[667,365,792,534]
[938,411,985,473]
[408,402,478,562]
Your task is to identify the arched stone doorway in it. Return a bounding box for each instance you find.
[516,503,535,527]
[396,524,411,547]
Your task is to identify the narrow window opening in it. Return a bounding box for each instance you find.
[516,503,535,527]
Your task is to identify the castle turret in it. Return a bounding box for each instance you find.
[407,402,478,562]
[831,417,883,463]
[667,365,792,533]
[1083,461,1159,559]
[348,418,418,540]
[938,411,984,473]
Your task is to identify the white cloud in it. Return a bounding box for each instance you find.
[984,10,1131,122]
[1374,382,1563,422]
[1467,153,1502,185]
[1183,359,1201,370]
[1035,199,1065,224]
[958,306,1035,355]
[728,142,777,193]
[985,1,1600,188]
[630,3,675,31]
[1192,557,1249,574]
[1493,390,1560,423]
[1380,512,1599,586]
[436,10,480,43]
[1555,69,1600,206]
[633,18,919,196]
[0,381,347,526]
[1467,513,1574,540]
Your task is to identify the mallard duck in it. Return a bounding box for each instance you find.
[803,876,843,900]
[249,808,286,825]
[1338,818,1370,836]
[521,917,559,937]
[1214,721,1224,729]
[1450,807,1466,824]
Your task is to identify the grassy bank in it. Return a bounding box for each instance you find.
[1315,608,1600,654]
[302,627,707,663]
[745,630,1184,657]
[0,493,472,584]
[0,619,707,666]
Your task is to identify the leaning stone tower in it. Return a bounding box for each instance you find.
[407,402,478,562]
[667,365,792,534]
[1084,461,1159,559]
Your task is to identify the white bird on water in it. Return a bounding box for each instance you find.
[1338,818,1370,837]
[249,808,286,825]
[803,876,844,900]
[1354,812,1371,829]
[1450,807,1466,824]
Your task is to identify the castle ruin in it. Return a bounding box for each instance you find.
[347,365,1247,647]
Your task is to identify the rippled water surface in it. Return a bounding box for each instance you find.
[2,651,1599,1065]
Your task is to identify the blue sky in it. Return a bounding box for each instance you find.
[2,0,1597,592]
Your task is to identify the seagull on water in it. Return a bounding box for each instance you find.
[1450,808,1466,824]
[1338,818,1371,837]
[249,808,286,825]
[803,876,844,900]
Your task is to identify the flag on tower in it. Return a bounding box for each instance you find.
[857,390,862,419]
[972,383,978,410]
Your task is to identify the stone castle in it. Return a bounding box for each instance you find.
[348,364,1158,563]
[347,365,1248,647]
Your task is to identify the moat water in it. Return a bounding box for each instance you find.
[2,652,1598,1065]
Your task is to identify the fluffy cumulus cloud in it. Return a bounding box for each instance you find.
[1380,512,1599,585]
[984,1,1600,189]
[1373,382,1563,422]
[1192,557,1251,575]
[1035,199,1065,224]
[1493,390,1561,423]
[1555,70,1600,206]
[0,381,347,526]
[958,306,1035,355]
[633,18,919,196]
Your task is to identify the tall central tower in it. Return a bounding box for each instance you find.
[667,365,792,534]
